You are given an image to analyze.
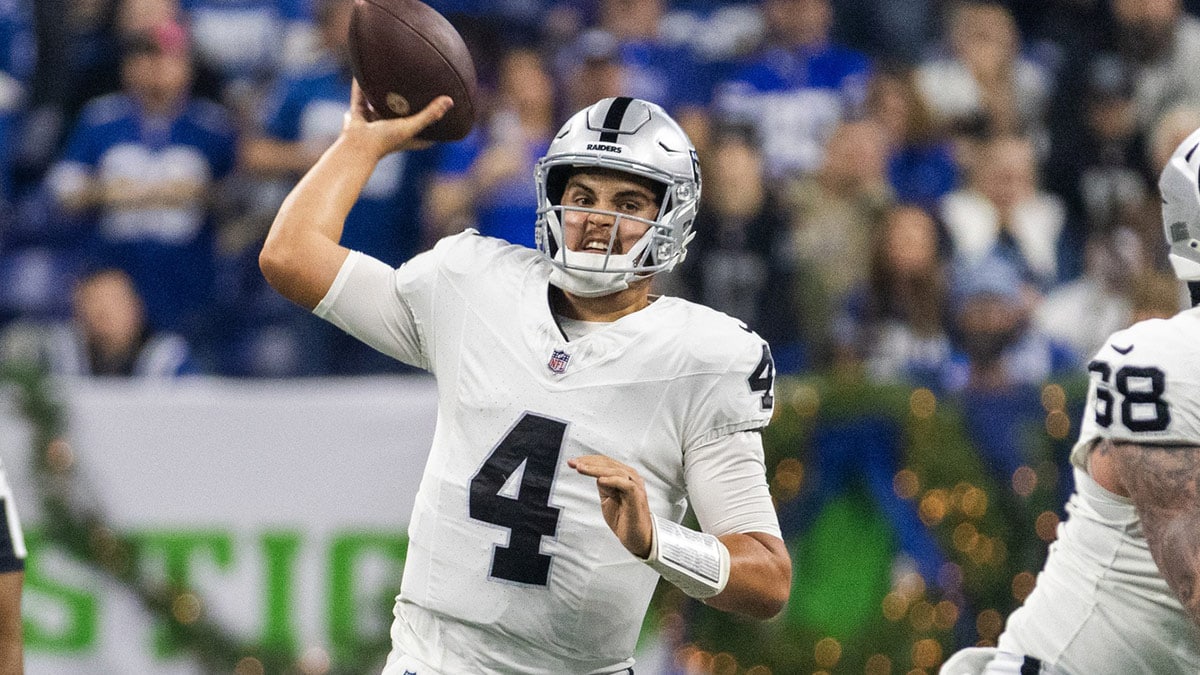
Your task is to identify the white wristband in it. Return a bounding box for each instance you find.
[640,514,730,599]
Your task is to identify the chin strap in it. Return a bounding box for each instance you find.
[638,514,731,599]
[548,265,631,298]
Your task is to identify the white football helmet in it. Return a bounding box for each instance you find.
[535,97,701,297]
[1160,126,1200,281]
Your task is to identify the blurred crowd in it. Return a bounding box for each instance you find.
[0,0,1195,385]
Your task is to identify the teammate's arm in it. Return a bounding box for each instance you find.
[1096,440,1200,626]
[259,81,452,309]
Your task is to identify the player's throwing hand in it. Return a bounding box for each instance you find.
[342,79,453,159]
[570,455,654,558]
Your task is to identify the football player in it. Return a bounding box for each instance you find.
[939,128,1200,673]
[260,86,792,674]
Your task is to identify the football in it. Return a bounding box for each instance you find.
[348,0,477,141]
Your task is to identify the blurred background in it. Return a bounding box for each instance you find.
[1,0,1198,672]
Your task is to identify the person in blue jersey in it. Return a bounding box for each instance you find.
[425,48,557,248]
[556,0,715,143]
[713,0,871,179]
[44,19,238,337]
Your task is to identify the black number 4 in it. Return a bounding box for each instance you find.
[748,344,775,411]
[1087,360,1171,432]
[468,413,564,586]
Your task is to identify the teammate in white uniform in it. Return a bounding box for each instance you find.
[940,129,1200,674]
[260,85,792,674]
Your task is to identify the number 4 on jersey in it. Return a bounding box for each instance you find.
[469,413,564,586]
[748,344,775,411]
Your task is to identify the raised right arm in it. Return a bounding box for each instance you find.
[259,82,452,310]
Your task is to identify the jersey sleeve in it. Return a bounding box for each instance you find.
[684,430,782,538]
[683,329,776,448]
[1070,317,1200,468]
[313,237,456,371]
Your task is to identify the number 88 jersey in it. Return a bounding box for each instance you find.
[1071,307,1200,470]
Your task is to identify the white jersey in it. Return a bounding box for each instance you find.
[315,232,780,674]
[995,308,1200,673]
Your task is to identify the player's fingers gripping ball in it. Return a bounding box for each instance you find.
[348,0,477,141]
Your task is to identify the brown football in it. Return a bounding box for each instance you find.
[348,0,478,141]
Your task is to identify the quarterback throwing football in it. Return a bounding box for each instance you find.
[260,85,791,674]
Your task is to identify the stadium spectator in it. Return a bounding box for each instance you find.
[557,27,626,123]
[712,0,871,178]
[594,0,712,116]
[864,67,960,210]
[1110,0,1200,132]
[1042,55,1150,282]
[915,2,1051,144]
[671,128,801,371]
[1,267,197,376]
[942,253,1078,395]
[838,204,952,388]
[939,134,1068,291]
[938,253,1078,546]
[260,91,791,673]
[424,47,557,247]
[780,118,894,368]
[42,19,237,337]
[1034,228,1148,361]
[831,0,935,65]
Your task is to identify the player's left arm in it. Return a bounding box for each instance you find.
[1101,440,1200,626]
[683,429,791,619]
[570,431,792,620]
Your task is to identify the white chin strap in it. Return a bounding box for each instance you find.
[548,248,638,297]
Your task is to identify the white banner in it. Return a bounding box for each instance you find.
[2,376,671,675]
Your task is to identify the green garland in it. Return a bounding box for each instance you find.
[660,371,1084,674]
[3,363,390,674]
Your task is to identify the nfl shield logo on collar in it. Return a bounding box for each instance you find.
[548,349,571,374]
